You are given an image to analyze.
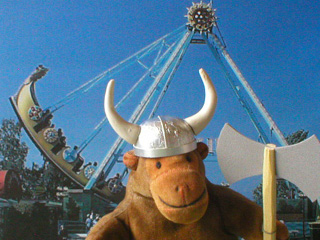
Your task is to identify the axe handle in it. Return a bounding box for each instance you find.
[263,144,277,240]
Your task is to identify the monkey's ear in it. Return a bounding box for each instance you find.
[196,142,209,160]
[123,150,139,170]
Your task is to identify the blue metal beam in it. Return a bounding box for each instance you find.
[45,25,187,113]
[209,33,288,146]
[203,34,270,144]
[84,29,194,190]
[148,36,192,119]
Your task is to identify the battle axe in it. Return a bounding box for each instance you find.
[216,123,320,240]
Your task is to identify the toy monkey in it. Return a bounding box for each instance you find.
[87,69,289,240]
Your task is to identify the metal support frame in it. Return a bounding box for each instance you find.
[45,25,186,113]
[203,34,270,144]
[209,33,288,146]
[85,29,194,190]
[13,4,291,203]
[61,27,188,158]
[85,27,287,190]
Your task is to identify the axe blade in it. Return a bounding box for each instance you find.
[276,135,320,202]
[217,123,320,202]
[216,123,265,184]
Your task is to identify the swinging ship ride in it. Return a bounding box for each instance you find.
[10,1,289,204]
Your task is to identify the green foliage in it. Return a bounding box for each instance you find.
[0,118,74,200]
[286,129,309,145]
[23,163,45,199]
[3,202,61,240]
[0,119,28,174]
[252,183,262,205]
[253,181,299,206]
[22,159,75,201]
[42,160,75,200]
[3,206,26,240]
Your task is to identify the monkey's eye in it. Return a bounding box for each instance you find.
[156,162,162,169]
[186,156,192,163]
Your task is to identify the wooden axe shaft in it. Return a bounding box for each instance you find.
[263,144,277,240]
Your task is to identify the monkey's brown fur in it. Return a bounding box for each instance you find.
[87,143,288,240]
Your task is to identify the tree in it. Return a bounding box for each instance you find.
[0,118,77,202]
[0,118,28,174]
[23,163,45,199]
[42,159,75,200]
[252,129,309,204]
[2,206,27,240]
[286,129,309,145]
[22,158,75,201]
[3,202,60,240]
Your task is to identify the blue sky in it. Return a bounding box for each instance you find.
[1,0,319,199]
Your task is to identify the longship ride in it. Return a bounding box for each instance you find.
[10,66,125,203]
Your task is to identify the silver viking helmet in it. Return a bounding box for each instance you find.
[104,68,217,158]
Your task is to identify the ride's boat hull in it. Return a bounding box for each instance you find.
[10,68,125,203]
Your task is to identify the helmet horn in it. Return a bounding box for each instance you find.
[184,68,217,135]
[104,80,141,144]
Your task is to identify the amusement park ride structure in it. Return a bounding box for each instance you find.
[10,2,289,203]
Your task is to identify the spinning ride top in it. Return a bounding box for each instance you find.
[186,1,217,32]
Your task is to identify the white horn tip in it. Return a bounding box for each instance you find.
[105,79,115,113]
[106,79,115,91]
[185,68,217,135]
[199,68,209,80]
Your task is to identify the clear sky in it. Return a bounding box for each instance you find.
[1,0,319,199]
